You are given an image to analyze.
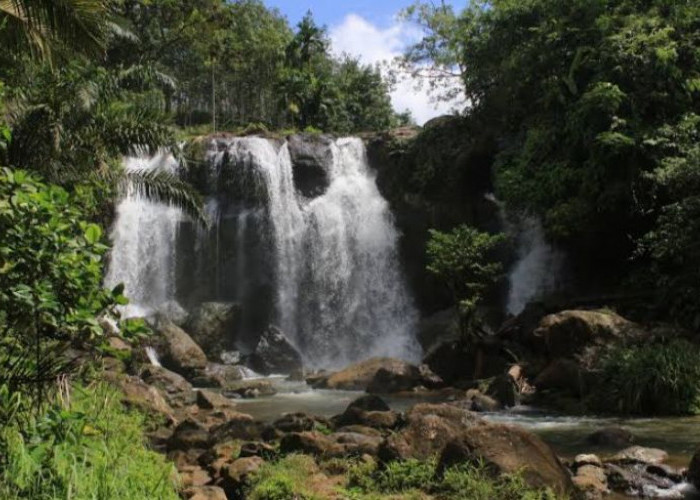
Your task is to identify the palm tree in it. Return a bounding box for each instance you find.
[1,1,206,224]
[0,0,107,61]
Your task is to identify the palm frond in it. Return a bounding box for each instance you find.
[122,168,208,226]
[0,0,108,61]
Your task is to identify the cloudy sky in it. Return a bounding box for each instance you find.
[264,0,467,125]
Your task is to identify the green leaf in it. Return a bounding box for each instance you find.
[84,224,103,245]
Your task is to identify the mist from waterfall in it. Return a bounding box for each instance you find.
[106,137,419,368]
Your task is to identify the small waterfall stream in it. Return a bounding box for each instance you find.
[106,136,419,368]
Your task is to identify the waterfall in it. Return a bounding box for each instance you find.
[105,153,181,318]
[506,216,564,315]
[484,194,565,316]
[107,136,419,368]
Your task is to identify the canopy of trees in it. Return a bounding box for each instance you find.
[404,0,700,327]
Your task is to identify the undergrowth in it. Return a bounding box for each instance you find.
[0,383,179,500]
[247,454,562,500]
[594,339,700,415]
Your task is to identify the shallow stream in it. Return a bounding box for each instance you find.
[233,377,700,467]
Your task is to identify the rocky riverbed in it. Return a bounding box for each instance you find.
[100,307,700,500]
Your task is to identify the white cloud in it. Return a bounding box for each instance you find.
[329,14,463,126]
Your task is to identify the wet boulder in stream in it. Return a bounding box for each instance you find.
[247,325,303,375]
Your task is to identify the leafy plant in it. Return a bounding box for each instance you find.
[426,225,505,336]
[0,168,124,415]
[0,383,179,499]
[594,339,700,415]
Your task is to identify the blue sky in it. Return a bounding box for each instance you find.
[263,1,468,124]
[265,1,464,29]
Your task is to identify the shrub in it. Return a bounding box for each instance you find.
[247,454,319,500]
[440,463,559,500]
[594,339,700,415]
[0,384,179,499]
[0,169,127,418]
[373,459,436,493]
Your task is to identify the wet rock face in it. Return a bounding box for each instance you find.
[247,325,303,375]
[185,302,242,358]
[287,134,334,197]
[152,318,208,378]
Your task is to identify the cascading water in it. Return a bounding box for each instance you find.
[484,194,565,316]
[506,216,565,315]
[107,136,419,368]
[105,153,181,318]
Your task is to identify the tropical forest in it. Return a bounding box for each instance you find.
[1,0,700,499]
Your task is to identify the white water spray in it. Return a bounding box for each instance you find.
[105,153,182,318]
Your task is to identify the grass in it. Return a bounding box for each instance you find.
[247,454,562,500]
[594,338,700,415]
[0,383,179,500]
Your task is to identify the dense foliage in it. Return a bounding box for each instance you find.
[404,0,700,325]
[595,339,700,416]
[0,384,178,499]
[0,169,125,412]
[107,2,401,132]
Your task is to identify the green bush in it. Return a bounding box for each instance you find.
[247,454,319,500]
[0,384,179,499]
[440,463,558,500]
[344,456,560,500]
[0,168,127,417]
[594,339,700,415]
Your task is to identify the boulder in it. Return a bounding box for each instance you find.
[437,423,576,496]
[140,365,196,408]
[220,457,265,495]
[280,431,343,457]
[239,442,277,459]
[464,389,501,412]
[183,486,228,500]
[196,390,237,411]
[152,319,208,377]
[108,373,174,420]
[423,338,509,384]
[367,363,443,393]
[107,336,131,353]
[191,363,246,389]
[531,310,647,360]
[185,302,241,357]
[534,358,588,397]
[178,465,212,488]
[608,446,669,466]
[324,358,428,391]
[287,133,333,197]
[604,462,679,497]
[247,326,303,375]
[574,454,604,468]
[586,427,635,448]
[378,403,480,462]
[168,420,212,452]
[273,413,316,433]
[332,432,382,456]
[346,395,391,412]
[209,413,263,443]
[224,379,277,399]
[689,448,700,488]
[573,464,609,499]
[156,300,190,327]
